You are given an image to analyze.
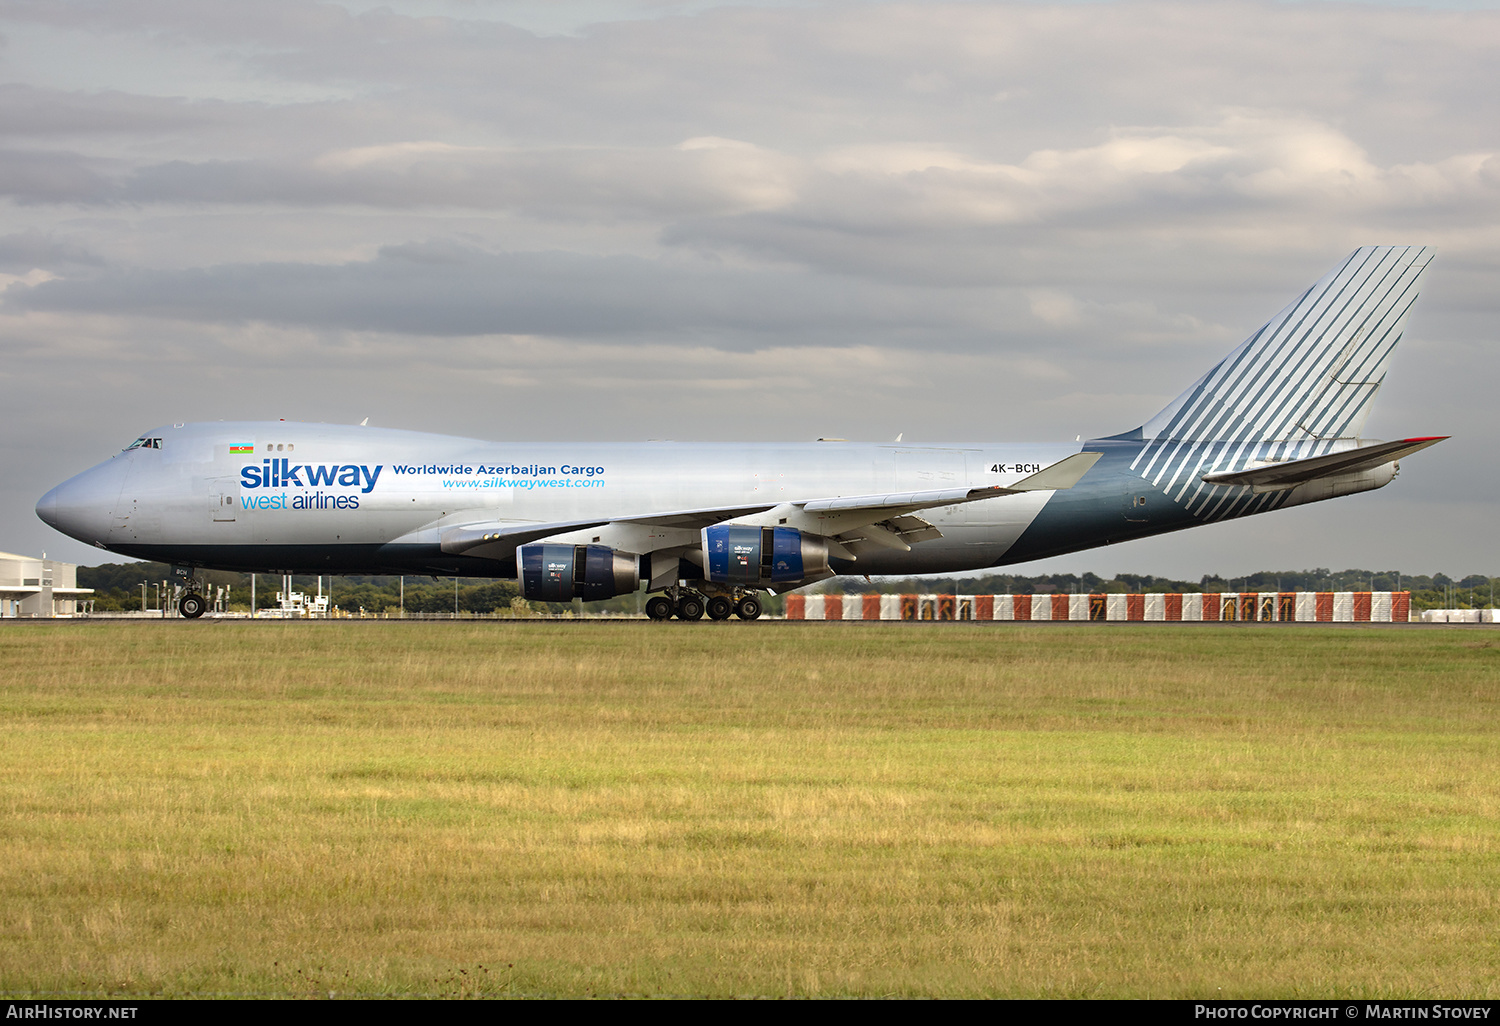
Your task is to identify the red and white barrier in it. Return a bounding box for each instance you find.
[784,591,1413,622]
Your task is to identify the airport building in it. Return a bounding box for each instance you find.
[0,552,93,617]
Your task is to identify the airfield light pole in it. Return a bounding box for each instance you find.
[250,574,256,618]
[400,576,404,618]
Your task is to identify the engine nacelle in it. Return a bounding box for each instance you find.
[519,543,639,602]
[702,525,830,586]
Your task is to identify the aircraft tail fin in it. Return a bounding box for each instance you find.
[1136,246,1433,454]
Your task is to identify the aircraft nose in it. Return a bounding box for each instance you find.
[35,486,61,529]
[36,458,128,545]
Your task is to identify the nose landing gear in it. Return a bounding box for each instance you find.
[171,566,208,619]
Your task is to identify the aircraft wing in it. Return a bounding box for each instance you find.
[800,451,1102,514]
[1200,437,1446,492]
[438,505,775,555]
[439,451,1102,558]
[788,451,1102,553]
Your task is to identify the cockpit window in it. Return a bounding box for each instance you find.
[124,436,162,451]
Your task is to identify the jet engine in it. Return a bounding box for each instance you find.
[519,543,639,602]
[702,525,830,586]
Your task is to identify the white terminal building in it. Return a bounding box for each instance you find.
[0,552,93,617]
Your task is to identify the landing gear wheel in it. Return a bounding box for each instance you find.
[645,596,674,621]
[179,593,207,619]
[706,595,734,621]
[676,595,705,621]
[735,595,762,621]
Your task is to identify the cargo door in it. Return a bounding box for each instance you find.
[208,477,238,522]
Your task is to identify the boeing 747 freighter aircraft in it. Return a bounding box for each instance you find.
[37,246,1445,620]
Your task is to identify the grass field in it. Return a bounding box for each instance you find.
[1,621,1497,998]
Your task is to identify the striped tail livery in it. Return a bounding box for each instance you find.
[1003,246,1445,563]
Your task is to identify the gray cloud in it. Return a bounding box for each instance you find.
[0,147,113,202]
[120,138,800,217]
[8,239,1020,344]
[0,229,102,271]
[0,83,225,137]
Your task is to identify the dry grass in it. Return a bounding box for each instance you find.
[0,621,1497,997]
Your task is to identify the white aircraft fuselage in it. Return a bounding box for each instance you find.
[39,426,1089,576]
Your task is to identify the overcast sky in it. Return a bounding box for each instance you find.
[3,0,1497,579]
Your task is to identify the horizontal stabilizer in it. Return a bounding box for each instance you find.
[1200,436,1446,492]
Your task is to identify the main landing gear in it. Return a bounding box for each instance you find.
[646,586,762,622]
